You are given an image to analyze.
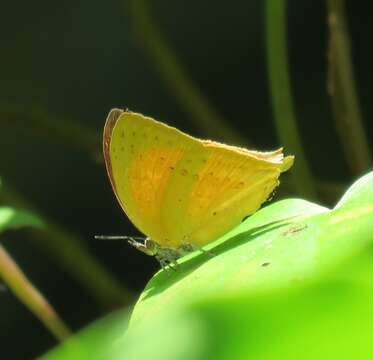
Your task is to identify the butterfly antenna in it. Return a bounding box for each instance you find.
[94,235,145,241]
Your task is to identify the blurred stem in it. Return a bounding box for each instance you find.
[128,0,247,145]
[327,0,372,174]
[0,185,134,309]
[266,0,317,199]
[0,104,102,162]
[0,244,71,341]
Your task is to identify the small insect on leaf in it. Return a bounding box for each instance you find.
[282,224,308,237]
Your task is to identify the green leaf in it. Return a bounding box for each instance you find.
[43,171,373,359]
[0,178,43,233]
[0,206,44,233]
[129,172,373,328]
[40,309,130,360]
[335,170,373,209]
[45,250,373,360]
[118,256,373,360]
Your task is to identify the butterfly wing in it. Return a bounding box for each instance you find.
[104,109,294,249]
[178,143,292,246]
[104,109,202,247]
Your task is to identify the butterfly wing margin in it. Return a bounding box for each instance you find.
[103,108,126,212]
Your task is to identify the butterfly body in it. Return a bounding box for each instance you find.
[103,109,294,264]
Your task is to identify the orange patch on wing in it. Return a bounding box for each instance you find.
[128,147,184,217]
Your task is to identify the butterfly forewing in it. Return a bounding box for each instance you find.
[106,111,199,246]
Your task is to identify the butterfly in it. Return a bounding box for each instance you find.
[101,108,294,269]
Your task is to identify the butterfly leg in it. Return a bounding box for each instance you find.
[180,243,215,258]
[127,237,158,256]
[167,260,179,271]
[197,246,215,257]
[156,255,178,271]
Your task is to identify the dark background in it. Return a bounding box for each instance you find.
[0,1,372,358]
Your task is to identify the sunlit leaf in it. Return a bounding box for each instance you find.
[0,206,43,233]
[43,171,373,359]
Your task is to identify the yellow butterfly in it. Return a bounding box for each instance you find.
[102,109,294,268]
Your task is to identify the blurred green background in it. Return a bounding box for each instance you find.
[0,0,372,358]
